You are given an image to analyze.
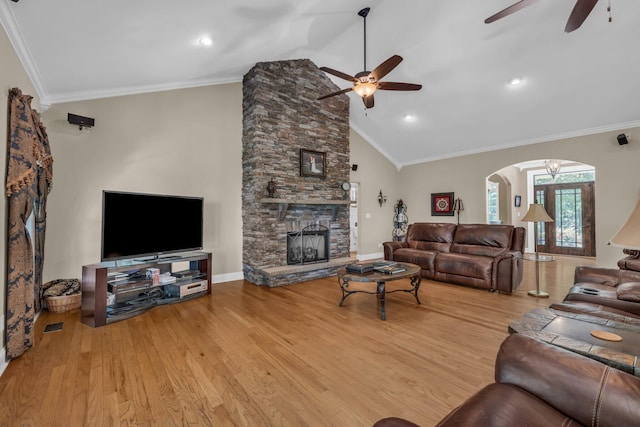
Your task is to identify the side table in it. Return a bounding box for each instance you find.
[509,307,640,376]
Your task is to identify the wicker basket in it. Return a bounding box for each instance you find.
[46,293,82,313]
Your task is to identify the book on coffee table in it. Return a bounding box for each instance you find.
[345,263,374,274]
[373,260,397,268]
[374,265,406,274]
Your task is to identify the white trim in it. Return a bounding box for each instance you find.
[357,251,384,261]
[0,1,49,105]
[398,120,640,168]
[0,314,6,377]
[48,76,242,104]
[212,271,243,284]
[0,347,7,377]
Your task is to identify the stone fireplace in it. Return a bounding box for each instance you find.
[242,59,353,287]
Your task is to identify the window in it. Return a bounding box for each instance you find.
[487,181,499,223]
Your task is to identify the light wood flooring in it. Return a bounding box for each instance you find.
[0,255,593,426]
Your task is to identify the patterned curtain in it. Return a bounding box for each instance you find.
[5,88,53,361]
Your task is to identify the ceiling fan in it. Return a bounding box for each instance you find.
[317,7,422,109]
[485,0,607,33]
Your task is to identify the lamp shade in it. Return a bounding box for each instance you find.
[521,204,553,223]
[610,198,640,250]
[453,198,464,212]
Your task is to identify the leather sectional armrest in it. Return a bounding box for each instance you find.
[617,281,640,302]
[573,266,619,286]
[497,334,640,426]
[383,241,408,260]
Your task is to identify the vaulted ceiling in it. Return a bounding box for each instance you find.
[2,0,639,167]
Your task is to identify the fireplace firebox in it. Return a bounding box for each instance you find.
[287,224,330,265]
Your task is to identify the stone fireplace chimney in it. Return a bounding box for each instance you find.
[242,59,352,286]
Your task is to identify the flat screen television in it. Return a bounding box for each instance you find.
[101,191,204,261]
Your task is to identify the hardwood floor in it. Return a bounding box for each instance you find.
[0,256,593,426]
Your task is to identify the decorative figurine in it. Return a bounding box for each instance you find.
[267,179,276,198]
[392,199,408,241]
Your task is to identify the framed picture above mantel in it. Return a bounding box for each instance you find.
[431,192,455,216]
[300,149,326,178]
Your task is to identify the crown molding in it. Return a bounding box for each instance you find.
[0,1,50,106]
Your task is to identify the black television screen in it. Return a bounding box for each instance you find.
[101,191,204,261]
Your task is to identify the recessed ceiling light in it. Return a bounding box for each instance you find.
[509,77,523,87]
[199,36,213,46]
[403,114,415,122]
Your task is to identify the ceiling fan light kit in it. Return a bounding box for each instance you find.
[318,7,422,109]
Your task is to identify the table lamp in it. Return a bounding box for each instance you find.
[522,203,554,298]
[609,198,640,250]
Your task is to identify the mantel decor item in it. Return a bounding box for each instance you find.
[431,192,455,216]
[452,197,464,224]
[300,149,326,178]
[522,203,554,298]
[378,190,387,207]
[267,179,276,198]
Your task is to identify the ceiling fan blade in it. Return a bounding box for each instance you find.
[317,87,353,100]
[370,55,403,82]
[484,0,541,24]
[363,94,374,109]
[378,82,422,91]
[565,0,599,32]
[319,67,358,83]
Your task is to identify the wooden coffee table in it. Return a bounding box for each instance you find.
[336,262,421,320]
[509,308,640,376]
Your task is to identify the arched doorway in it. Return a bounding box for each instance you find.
[487,160,596,256]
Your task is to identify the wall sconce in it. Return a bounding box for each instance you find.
[378,190,387,207]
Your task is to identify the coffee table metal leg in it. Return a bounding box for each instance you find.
[338,276,353,306]
[377,281,386,320]
[411,275,422,304]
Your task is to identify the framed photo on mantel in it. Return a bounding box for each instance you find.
[300,149,326,178]
[431,192,454,216]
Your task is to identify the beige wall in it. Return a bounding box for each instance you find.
[1,25,40,359]
[349,128,399,257]
[398,129,640,267]
[41,84,243,282]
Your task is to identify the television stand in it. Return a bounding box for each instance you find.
[81,252,212,327]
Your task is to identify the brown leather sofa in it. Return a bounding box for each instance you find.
[553,265,640,318]
[383,223,525,294]
[374,333,640,427]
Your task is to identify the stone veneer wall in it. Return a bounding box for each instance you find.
[242,59,351,286]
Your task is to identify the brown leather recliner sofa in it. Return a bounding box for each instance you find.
[383,223,525,294]
[550,264,640,319]
[374,333,640,427]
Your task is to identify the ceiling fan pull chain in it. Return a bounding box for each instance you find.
[608,0,612,23]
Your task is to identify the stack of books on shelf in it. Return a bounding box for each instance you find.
[373,261,406,274]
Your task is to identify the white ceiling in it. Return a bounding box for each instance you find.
[2,0,640,168]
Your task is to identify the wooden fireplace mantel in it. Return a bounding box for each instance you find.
[260,198,350,221]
